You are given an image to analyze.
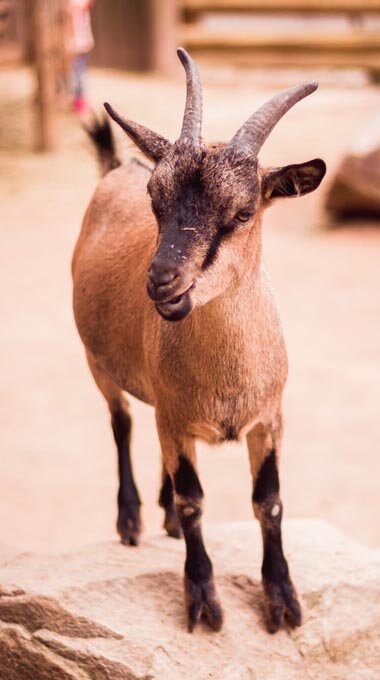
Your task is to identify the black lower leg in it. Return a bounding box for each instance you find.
[111,408,142,546]
[173,454,223,632]
[253,450,301,632]
[158,469,182,539]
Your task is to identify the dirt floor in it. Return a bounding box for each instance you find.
[1,65,379,556]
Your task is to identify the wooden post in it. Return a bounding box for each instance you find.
[148,0,179,74]
[32,0,56,151]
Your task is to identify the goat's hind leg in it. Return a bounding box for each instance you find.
[247,421,301,633]
[158,463,182,539]
[86,351,142,546]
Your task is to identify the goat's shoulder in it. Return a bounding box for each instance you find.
[72,156,155,284]
[75,157,153,254]
[91,156,152,213]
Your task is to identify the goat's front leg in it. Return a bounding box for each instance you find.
[247,422,301,633]
[156,414,223,632]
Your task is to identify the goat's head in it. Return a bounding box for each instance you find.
[104,49,326,322]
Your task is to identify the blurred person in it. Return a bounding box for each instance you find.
[67,0,95,115]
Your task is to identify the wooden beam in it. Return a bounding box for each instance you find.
[180,24,380,72]
[148,0,179,74]
[181,48,380,70]
[31,0,56,151]
[183,0,380,13]
[181,25,380,54]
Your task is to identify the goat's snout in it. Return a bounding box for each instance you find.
[147,256,194,321]
[148,259,179,287]
[147,259,181,302]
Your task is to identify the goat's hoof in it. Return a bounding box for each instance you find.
[117,506,142,547]
[262,577,302,633]
[184,575,223,633]
[163,507,182,539]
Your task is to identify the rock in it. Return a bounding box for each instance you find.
[325,148,380,220]
[0,520,379,680]
[324,116,380,222]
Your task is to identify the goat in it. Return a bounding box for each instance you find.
[72,48,326,633]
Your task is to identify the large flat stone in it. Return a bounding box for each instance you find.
[0,520,379,679]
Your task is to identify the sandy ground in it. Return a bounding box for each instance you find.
[1,65,379,556]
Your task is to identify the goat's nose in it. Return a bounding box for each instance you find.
[148,260,179,288]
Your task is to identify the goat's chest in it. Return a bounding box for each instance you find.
[157,323,287,444]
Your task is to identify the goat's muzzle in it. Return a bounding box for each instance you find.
[155,284,194,321]
[147,261,194,321]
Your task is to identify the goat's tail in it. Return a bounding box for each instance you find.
[84,114,121,177]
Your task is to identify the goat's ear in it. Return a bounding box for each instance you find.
[104,102,172,163]
[262,158,326,200]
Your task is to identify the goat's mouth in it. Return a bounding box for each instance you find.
[155,284,194,321]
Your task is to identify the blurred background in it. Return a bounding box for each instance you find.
[1,0,379,557]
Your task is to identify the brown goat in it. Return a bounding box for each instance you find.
[72,48,326,633]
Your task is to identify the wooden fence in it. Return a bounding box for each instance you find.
[90,0,380,77]
[2,1,380,76]
[2,0,380,152]
[181,0,380,76]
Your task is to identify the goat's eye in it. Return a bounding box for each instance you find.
[235,210,252,223]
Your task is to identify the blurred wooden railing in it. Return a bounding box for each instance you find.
[1,1,379,79]
[181,0,380,77]
[183,0,380,14]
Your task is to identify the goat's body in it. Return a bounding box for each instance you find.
[73,159,287,446]
[72,57,325,631]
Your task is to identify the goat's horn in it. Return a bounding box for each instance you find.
[228,82,318,156]
[104,102,171,162]
[177,47,202,143]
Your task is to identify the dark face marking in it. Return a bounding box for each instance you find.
[201,229,223,271]
[147,143,260,310]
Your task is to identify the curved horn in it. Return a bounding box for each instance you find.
[177,47,202,143]
[104,102,171,163]
[228,82,318,156]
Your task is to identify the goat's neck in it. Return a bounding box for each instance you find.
[189,247,263,347]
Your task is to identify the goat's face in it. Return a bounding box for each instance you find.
[146,143,262,320]
[104,48,326,322]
